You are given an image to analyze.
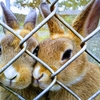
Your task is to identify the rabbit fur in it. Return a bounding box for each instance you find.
[33,0,100,100]
[0,2,47,100]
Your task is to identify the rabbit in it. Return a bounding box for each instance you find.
[33,0,100,100]
[0,2,46,100]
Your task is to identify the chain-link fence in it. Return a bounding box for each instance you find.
[15,13,26,26]
[0,0,100,100]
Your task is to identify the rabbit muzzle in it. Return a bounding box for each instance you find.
[0,64,32,89]
[33,64,62,91]
[33,64,51,89]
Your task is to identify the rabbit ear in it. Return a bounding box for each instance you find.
[40,2,64,36]
[72,0,100,37]
[1,2,19,30]
[24,9,37,31]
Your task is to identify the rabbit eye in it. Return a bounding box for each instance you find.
[62,49,72,60]
[32,46,39,56]
[0,46,2,55]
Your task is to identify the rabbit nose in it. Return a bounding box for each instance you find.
[36,74,44,81]
[4,65,18,80]
[33,66,44,81]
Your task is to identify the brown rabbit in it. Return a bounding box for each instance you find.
[33,1,100,100]
[0,2,46,100]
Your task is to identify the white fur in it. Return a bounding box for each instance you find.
[50,73,85,91]
[4,65,18,80]
[33,66,41,79]
[67,72,86,87]
[51,85,61,91]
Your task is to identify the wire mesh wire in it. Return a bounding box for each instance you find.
[0,0,100,100]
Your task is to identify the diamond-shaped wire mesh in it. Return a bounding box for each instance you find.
[0,0,100,100]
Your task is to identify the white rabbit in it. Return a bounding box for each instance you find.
[0,2,46,100]
[33,1,100,100]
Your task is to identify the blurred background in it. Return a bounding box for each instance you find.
[0,0,91,27]
[0,0,91,39]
